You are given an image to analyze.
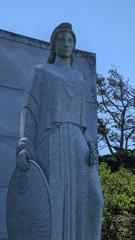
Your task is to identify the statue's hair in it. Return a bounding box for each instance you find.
[47,23,76,66]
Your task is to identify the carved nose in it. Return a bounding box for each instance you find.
[63,40,69,46]
[63,42,68,46]
[64,46,69,49]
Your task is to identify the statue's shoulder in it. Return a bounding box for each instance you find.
[73,68,83,78]
[27,64,45,91]
[33,63,54,75]
[33,63,45,72]
[30,63,49,84]
[72,67,86,85]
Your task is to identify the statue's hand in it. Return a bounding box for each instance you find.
[87,142,98,164]
[16,149,30,172]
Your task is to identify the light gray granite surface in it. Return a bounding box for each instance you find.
[0,25,103,240]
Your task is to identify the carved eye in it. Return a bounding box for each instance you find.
[68,38,73,43]
[57,36,73,44]
[58,37,65,43]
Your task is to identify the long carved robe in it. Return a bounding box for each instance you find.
[17,64,103,240]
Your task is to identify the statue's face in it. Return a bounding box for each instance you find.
[55,32,74,59]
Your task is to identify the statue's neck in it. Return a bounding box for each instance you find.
[54,56,72,69]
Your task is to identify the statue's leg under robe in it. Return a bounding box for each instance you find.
[37,123,104,240]
[74,126,104,240]
[80,165,104,240]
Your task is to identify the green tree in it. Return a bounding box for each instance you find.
[97,67,135,155]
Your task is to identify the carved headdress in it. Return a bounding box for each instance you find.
[48,23,76,65]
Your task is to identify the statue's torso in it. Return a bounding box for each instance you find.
[35,64,87,146]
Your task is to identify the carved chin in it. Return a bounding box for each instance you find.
[60,53,71,59]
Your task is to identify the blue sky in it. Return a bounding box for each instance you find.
[0,0,135,87]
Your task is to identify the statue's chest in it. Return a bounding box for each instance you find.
[44,71,84,100]
[57,78,82,101]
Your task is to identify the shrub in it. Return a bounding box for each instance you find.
[99,162,135,239]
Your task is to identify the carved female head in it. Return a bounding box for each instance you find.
[48,23,76,65]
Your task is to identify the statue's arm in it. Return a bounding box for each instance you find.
[16,66,42,161]
[81,81,98,165]
[83,129,98,164]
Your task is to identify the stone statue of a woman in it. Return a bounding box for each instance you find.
[16,23,104,240]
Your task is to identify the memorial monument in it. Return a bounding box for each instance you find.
[5,23,104,239]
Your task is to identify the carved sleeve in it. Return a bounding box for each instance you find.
[80,82,87,132]
[84,129,98,165]
[81,82,98,165]
[16,66,42,160]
